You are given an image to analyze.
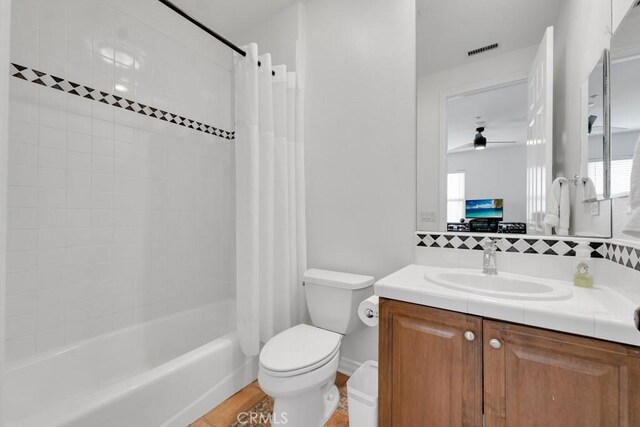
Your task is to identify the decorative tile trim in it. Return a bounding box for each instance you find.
[604,242,640,272]
[416,233,640,272]
[9,63,235,140]
[416,233,600,256]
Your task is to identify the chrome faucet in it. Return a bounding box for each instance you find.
[482,238,498,275]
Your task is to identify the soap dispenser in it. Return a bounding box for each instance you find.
[573,242,594,288]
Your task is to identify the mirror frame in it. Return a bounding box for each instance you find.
[603,48,612,199]
[584,49,612,200]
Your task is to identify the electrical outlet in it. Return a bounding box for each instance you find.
[420,211,436,222]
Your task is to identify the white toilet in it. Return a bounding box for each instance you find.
[258,268,374,427]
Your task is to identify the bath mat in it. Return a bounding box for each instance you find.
[230,388,348,427]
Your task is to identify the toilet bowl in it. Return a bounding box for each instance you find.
[258,269,374,427]
[259,324,342,425]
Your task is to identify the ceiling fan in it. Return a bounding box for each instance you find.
[449,127,517,153]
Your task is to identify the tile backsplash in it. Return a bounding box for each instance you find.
[6,0,235,362]
[416,232,640,273]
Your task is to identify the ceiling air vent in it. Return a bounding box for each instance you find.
[467,43,499,57]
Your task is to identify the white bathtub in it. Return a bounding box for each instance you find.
[4,299,257,427]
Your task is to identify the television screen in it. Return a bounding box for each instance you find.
[465,199,503,219]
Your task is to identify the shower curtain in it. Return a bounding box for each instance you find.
[234,44,307,356]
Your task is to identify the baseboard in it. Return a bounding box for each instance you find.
[338,356,362,376]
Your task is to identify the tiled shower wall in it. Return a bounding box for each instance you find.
[6,0,235,362]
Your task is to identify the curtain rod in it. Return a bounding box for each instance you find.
[156,0,276,76]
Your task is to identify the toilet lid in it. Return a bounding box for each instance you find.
[260,324,342,374]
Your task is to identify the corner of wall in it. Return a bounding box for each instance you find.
[0,0,11,410]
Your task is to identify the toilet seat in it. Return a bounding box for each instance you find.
[259,324,342,378]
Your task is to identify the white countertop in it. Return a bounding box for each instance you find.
[375,264,640,347]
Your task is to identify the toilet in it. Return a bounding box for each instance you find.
[258,268,374,427]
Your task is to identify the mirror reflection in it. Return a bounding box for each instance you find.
[610,4,640,198]
[416,0,613,238]
[586,53,606,198]
[446,81,528,234]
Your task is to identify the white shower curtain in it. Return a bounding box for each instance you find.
[234,44,306,356]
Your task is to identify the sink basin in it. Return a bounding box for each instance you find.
[423,269,573,301]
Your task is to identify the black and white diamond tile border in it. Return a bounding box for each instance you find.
[416,233,640,272]
[604,242,640,272]
[9,63,235,141]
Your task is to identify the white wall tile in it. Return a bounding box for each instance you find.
[38,267,67,290]
[9,143,38,165]
[8,187,38,208]
[7,251,38,274]
[6,335,37,361]
[67,190,92,209]
[38,228,66,249]
[67,131,92,153]
[38,168,66,189]
[39,127,66,150]
[36,326,65,352]
[7,0,235,363]
[6,272,38,296]
[8,164,38,187]
[67,170,91,190]
[67,113,92,135]
[7,229,38,251]
[65,321,91,344]
[39,147,67,169]
[6,314,37,340]
[38,208,66,228]
[6,292,37,317]
[38,188,66,208]
[37,248,66,270]
[10,119,38,145]
[67,151,92,172]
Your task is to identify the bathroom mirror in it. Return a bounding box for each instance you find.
[574,49,614,238]
[608,2,640,198]
[444,81,529,233]
[584,51,609,199]
[416,0,613,237]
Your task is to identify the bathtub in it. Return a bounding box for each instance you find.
[3,299,257,427]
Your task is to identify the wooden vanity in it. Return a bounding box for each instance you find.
[379,298,640,426]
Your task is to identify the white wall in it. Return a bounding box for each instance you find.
[417,45,537,230]
[613,0,639,33]
[234,2,302,72]
[304,0,416,367]
[6,0,234,362]
[1,0,12,418]
[448,145,527,223]
[552,0,612,179]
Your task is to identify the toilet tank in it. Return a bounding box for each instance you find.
[303,269,374,335]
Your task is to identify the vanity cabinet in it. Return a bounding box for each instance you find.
[483,320,640,427]
[379,299,640,427]
[378,298,483,426]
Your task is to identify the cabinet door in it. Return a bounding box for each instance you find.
[484,320,640,427]
[379,299,483,427]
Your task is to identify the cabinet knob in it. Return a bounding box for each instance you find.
[489,338,502,349]
[464,331,475,341]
